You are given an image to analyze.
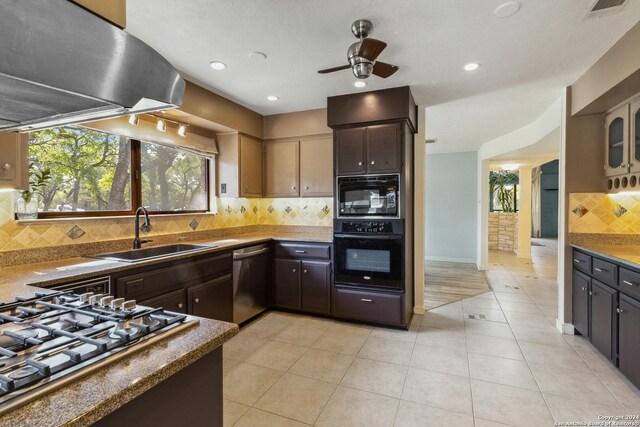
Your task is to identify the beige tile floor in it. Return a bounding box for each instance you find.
[222,239,640,426]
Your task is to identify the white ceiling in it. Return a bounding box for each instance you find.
[488,126,561,169]
[126,0,640,151]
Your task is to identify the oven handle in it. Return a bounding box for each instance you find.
[334,234,402,240]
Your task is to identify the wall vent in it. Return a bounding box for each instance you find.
[591,0,625,12]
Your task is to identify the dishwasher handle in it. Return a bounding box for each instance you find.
[233,247,270,260]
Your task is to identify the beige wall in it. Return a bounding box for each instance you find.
[263,109,331,140]
[572,21,640,115]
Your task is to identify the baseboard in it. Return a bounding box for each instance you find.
[476,263,489,271]
[556,318,575,335]
[413,306,426,315]
[424,256,477,264]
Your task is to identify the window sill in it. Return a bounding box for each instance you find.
[14,211,217,225]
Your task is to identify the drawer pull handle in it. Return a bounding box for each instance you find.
[292,269,296,273]
[623,280,636,287]
[589,291,595,296]
[363,276,371,280]
[594,267,607,273]
[617,307,624,314]
[361,298,373,302]
[295,250,307,253]
[581,287,587,291]
[573,259,581,263]
[177,303,184,309]
[358,161,363,166]
[303,269,308,274]
[194,298,200,303]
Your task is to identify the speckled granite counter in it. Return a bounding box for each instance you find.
[0,231,332,295]
[0,230,331,425]
[0,318,238,427]
[571,243,640,270]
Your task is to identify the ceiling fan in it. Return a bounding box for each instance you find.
[318,19,399,79]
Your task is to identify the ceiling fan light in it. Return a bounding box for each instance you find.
[352,62,373,79]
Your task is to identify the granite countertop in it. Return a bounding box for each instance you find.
[0,230,331,425]
[571,243,640,270]
[0,231,333,298]
[0,318,238,427]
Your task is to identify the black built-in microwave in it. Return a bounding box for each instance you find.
[337,174,399,217]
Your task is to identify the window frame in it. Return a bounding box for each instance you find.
[34,138,211,219]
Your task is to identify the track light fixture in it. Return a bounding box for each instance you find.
[177,123,188,137]
[128,114,139,126]
[147,113,188,137]
[156,117,166,132]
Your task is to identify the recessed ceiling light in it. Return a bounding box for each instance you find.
[267,95,279,101]
[501,163,519,171]
[464,63,480,71]
[249,51,267,60]
[209,61,226,70]
[354,81,367,88]
[494,1,521,18]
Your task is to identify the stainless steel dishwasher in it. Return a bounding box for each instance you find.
[233,244,270,324]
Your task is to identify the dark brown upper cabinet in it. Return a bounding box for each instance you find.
[335,123,402,175]
[336,127,366,175]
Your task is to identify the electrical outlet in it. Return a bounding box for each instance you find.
[220,183,226,194]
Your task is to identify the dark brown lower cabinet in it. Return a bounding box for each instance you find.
[590,280,616,361]
[301,261,331,314]
[188,275,233,322]
[572,270,590,337]
[140,289,187,314]
[273,247,332,315]
[618,294,640,388]
[274,259,301,310]
[332,287,403,326]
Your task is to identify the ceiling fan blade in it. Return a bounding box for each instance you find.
[372,61,399,78]
[317,64,351,74]
[358,38,387,61]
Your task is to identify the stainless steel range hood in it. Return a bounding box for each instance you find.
[0,0,185,132]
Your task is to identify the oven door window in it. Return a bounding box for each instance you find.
[335,236,403,289]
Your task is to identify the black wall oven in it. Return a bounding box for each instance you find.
[337,174,399,217]
[334,220,403,291]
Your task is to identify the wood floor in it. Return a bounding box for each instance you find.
[424,261,492,310]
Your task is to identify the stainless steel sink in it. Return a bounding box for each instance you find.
[88,243,216,263]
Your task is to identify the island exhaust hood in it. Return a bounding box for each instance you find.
[0,0,185,132]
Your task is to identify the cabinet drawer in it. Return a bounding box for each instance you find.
[572,251,592,274]
[592,258,617,287]
[333,288,402,326]
[275,243,331,260]
[619,268,640,300]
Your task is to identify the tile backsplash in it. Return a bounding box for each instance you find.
[569,193,640,234]
[0,193,332,252]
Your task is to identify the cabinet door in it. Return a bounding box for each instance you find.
[618,294,640,389]
[264,140,299,197]
[590,280,616,361]
[140,289,187,314]
[630,98,640,174]
[300,137,333,197]
[274,259,301,309]
[301,261,331,314]
[572,270,590,337]
[366,123,402,173]
[188,275,233,322]
[336,127,365,175]
[605,104,629,177]
[240,135,263,197]
[0,132,28,190]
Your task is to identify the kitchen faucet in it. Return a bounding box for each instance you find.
[133,207,152,249]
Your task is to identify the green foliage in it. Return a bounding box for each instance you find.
[20,163,52,203]
[489,171,519,213]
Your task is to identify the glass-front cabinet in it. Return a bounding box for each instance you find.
[605,104,629,177]
[630,98,640,174]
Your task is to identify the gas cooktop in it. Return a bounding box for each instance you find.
[0,290,198,415]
